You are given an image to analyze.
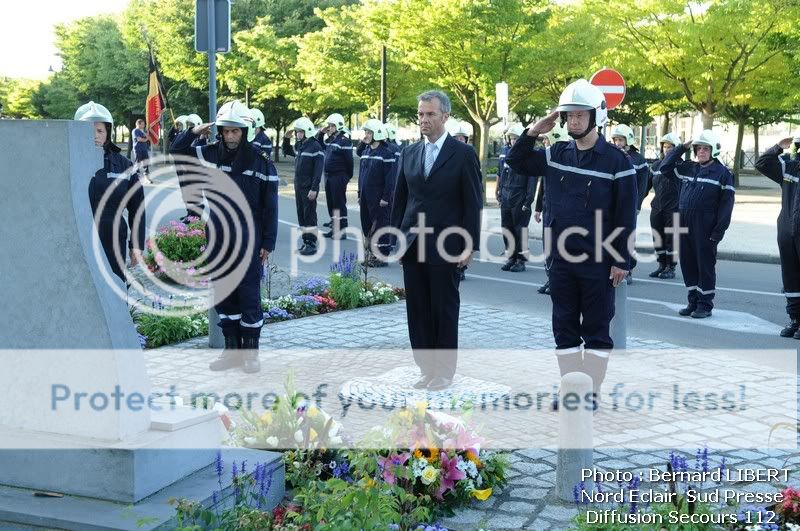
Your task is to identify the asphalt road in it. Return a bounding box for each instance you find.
[141,177,797,356]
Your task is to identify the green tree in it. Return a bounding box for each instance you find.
[30,74,81,119]
[0,78,42,118]
[590,0,797,129]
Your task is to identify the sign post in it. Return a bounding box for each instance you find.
[195,0,231,135]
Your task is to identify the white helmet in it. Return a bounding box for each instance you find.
[505,123,525,138]
[175,115,189,129]
[793,134,800,144]
[362,118,388,141]
[215,100,251,129]
[383,122,397,141]
[546,121,570,144]
[186,113,203,129]
[611,124,635,147]
[691,129,721,158]
[555,79,608,132]
[292,117,316,138]
[659,133,682,147]
[250,108,265,129]
[325,113,346,132]
[74,101,113,127]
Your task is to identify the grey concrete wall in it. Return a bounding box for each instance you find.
[0,120,140,349]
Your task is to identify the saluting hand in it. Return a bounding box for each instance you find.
[778,137,794,150]
[527,111,560,137]
[192,123,213,136]
[682,140,693,150]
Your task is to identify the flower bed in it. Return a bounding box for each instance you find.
[171,377,507,529]
[135,251,405,348]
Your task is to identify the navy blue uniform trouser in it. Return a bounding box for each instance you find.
[777,223,800,318]
[324,173,348,228]
[294,183,318,245]
[650,209,677,267]
[213,253,263,339]
[500,198,532,260]
[402,241,460,378]
[548,259,615,351]
[98,226,128,282]
[359,196,392,254]
[678,210,718,310]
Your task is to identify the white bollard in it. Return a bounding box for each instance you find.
[556,371,594,501]
[610,281,627,350]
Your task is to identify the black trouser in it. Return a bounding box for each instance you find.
[294,183,318,246]
[359,195,392,255]
[500,198,531,260]
[549,259,615,351]
[98,226,128,283]
[777,222,800,318]
[679,210,717,311]
[650,208,677,267]
[402,242,460,379]
[177,171,204,218]
[213,252,263,340]
[324,173,348,229]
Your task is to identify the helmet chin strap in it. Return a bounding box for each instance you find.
[561,110,597,140]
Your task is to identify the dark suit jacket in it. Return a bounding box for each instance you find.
[391,133,483,264]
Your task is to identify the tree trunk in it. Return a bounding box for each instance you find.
[639,124,646,154]
[475,118,489,206]
[733,117,745,187]
[753,124,760,159]
[701,112,714,130]
[660,113,670,137]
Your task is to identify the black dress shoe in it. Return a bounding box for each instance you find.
[691,308,712,319]
[299,243,317,256]
[500,257,515,271]
[780,319,800,337]
[537,281,550,294]
[427,376,453,391]
[649,265,665,278]
[678,305,697,316]
[413,374,433,389]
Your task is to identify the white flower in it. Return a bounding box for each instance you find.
[266,436,278,447]
[244,436,257,445]
[294,429,304,443]
[329,436,343,445]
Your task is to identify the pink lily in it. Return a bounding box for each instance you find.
[377,452,410,485]
[435,452,466,499]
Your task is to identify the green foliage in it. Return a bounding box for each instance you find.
[0,78,42,118]
[328,274,362,310]
[134,311,208,348]
[291,477,403,529]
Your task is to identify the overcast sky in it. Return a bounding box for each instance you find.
[1,0,129,79]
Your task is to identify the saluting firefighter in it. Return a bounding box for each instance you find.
[647,133,683,279]
[283,117,324,256]
[506,79,637,401]
[610,124,649,284]
[659,130,734,319]
[755,136,800,338]
[534,122,570,295]
[170,100,279,373]
[316,113,354,239]
[75,101,146,284]
[250,108,273,161]
[357,120,397,267]
[178,113,210,223]
[496,123,537,273]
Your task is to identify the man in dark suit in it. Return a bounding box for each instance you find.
[391,90,483,391]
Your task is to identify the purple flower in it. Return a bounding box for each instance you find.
[137,333,148,348]
[214,451,223,480]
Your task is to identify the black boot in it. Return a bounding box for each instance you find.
[241,336,261,374]
[781,319,800,338]
[678,304,697,316]
[500,256,515,271]
[509,258,526,273]
[538,280,550,295]
[659,265,676,279]
[209,334,243,371]
[649,264,665,278]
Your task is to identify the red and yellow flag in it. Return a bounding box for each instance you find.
[145,55,164,145]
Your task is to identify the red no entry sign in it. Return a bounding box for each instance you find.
[590,69,626,110]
